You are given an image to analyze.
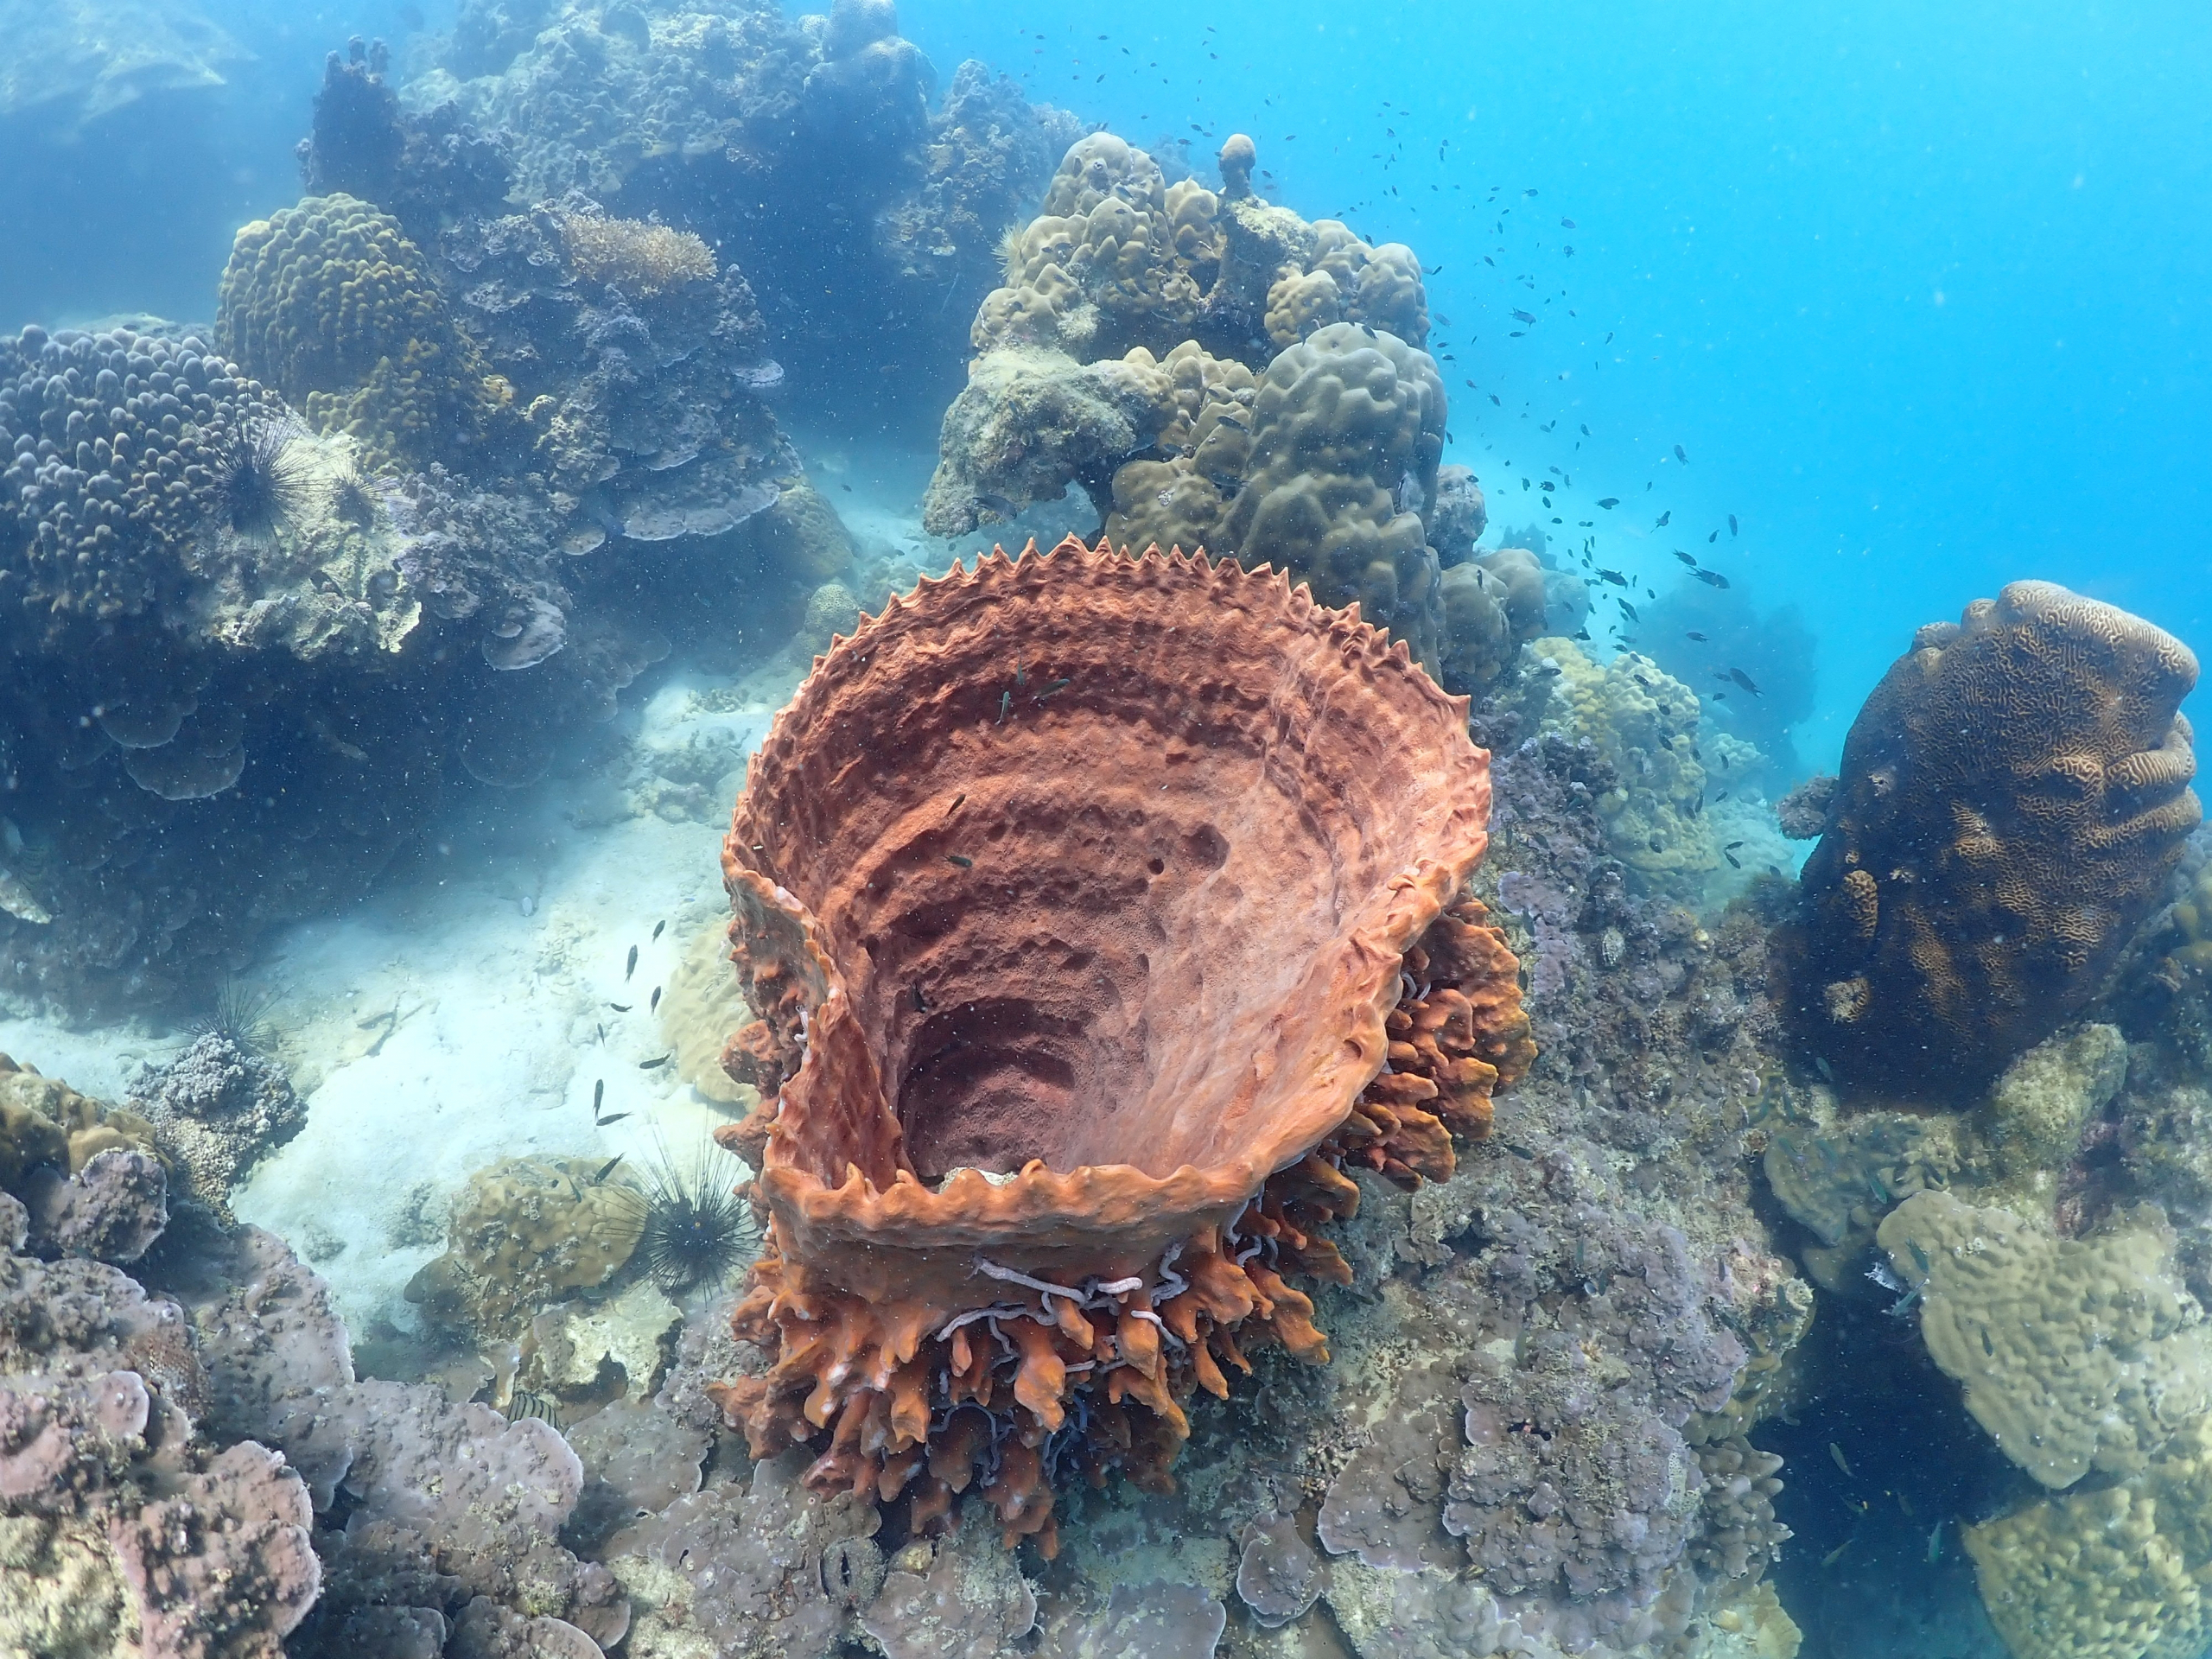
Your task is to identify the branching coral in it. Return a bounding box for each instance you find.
[709,537,1530,1553]
[555,211,717,296]
[1774,582,2200,1096]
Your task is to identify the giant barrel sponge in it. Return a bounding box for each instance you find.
[1775,581,2200,1096]
[704,535,1531,1553]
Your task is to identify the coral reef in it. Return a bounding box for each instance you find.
[216,193,497,467]
[0,1056,169,1265]
[417,0,1077,423]
[0,323,443,1016]
[1513,637,1732,904]
[1774,582,2200,1096]
[126,1033,304,1221]
[295,38,516,247]
[926,134,1494,678]
[711,537,1529,1550]
[1641,582,1818,785]
[1878,1190,2209,1490]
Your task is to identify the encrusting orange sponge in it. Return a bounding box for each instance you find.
[709,535,1532,1554]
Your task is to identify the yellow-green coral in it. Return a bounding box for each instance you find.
[0,1054,161,1185]
[1522,638,1721,900]
[1879,1190,2211,1489]
[556,212,717,295]
[1965,1412,2212,1659]
[216,193,492,467]
[404,1155,646,1338]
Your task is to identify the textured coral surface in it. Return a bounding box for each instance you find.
[1776,581,2200,1096]
[711,536,1529,1549]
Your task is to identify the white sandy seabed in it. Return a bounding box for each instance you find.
[0,660,801,1346]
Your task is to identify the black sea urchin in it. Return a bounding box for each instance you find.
[615,1141,760,1296]
[196,978,276,1052]
[213,412,308,538]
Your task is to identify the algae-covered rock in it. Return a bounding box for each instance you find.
[1969,1020,2126,1211]
[1519,637,1723,902]
[405,1155,645,1339]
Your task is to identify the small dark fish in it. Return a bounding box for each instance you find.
[1425,263,1444,274]
[1695,569,1731,588]
[1393,470,1425,514]
[1618,599,1640,621]
[1581,425,1592,436]
[1597,569,1628,587]
[1686,631,1707,641]
[1675,445,1688,462]
[596,1111,632,1126]
[1672,550,1698,567]
[625,945,638,981]
[1656,511,1671,527]
[1216,412,1250,433]
[1014,659,1027,689]
[1560,217,1577,229]
[596,1023,604,1043]
[1713,690,1728,700]
[607,1002,632,1013]
[639,1054,671,1071]
[652,919,665,941]
[651,987,662,1014]
[947,854,975,868]
[1597,497,1618,509]
[593,1079,604,1114]
[1729,514,1739,536]
[591,1155,624,1185]
[1037,677,1071,698]
[998,690,1012,722]
[1708,530,1719,543]
[1724,850,1741,869]
[1573,626,1592,640]
[1725,840,1745,851]
[1730,668,1762,696]
[1522,188,1538,197]
[975,492,1019,522]
[949,792,966,811]
[1714,788,1730,801]
[1511,309,1536,325]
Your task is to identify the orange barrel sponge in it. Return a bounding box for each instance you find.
[708,536,1531,1553]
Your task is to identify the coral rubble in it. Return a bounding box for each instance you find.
[710,537,1531,1551]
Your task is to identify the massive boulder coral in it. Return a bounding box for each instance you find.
[1774,582,2200,1096]
[709,537,1530,1551]
[0,322,440,1015]
[928,135,1489,680]
[217,192,499,467]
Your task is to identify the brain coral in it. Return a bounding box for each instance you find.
[216,192,493,467]
[1774,582,2200,1096]
[709,537,1530,1554]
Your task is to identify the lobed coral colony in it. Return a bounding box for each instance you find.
[6,4,2212,1659]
